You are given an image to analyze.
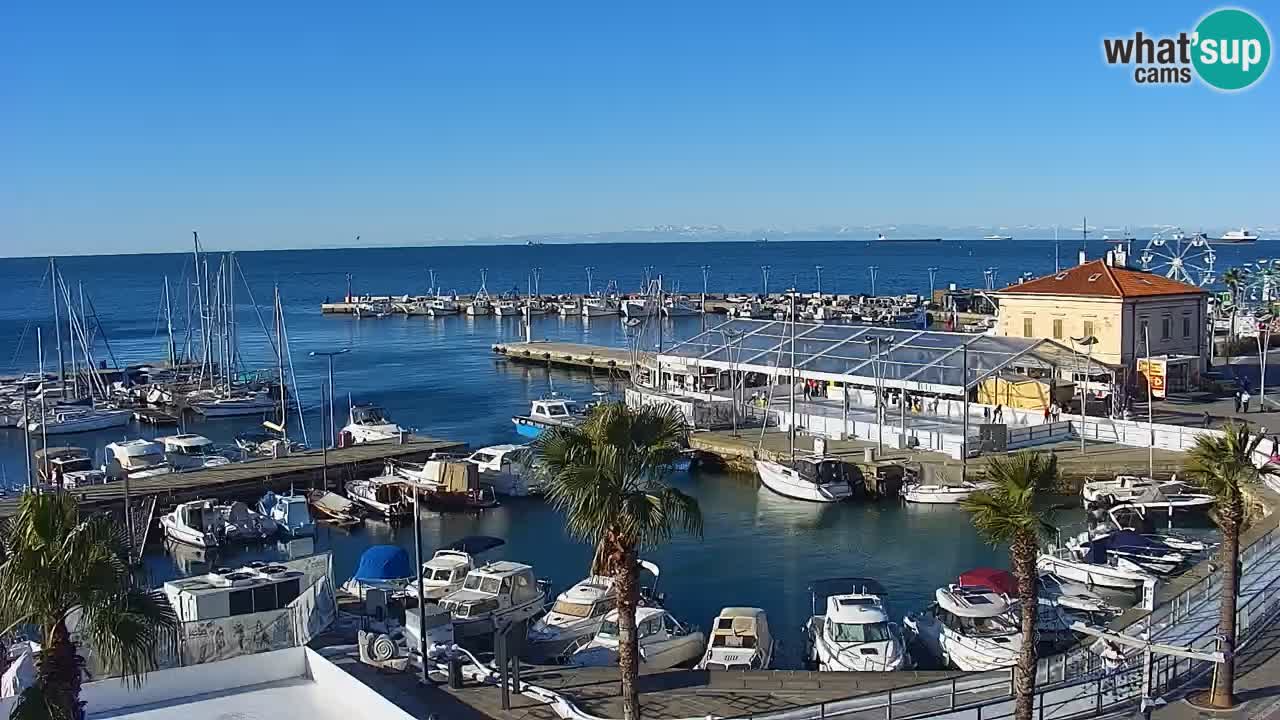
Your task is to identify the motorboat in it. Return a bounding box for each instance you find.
[1069,530,1187,576]
[755,456,854,503]
[955,568,1080,641]
[1038,573,1121,618]
[621,297,658,318]
[570,607,705,671]
[420,536,506,602]
[983,234,1014,241]
[342,403,406,444]
[27,406,131,434]
[582,297,620,317]
[511,396,583,439]
[62,468,109,489]
[190,391,277,417]
[663,298,701,317]
[217,501,279,542]
[395,458,500,511]
[464,444,539,496]
[1087,482,1215,515]
[1036,549,1155,590]
[392,300,432,316]
[346,475,414,520]
[558,298,582,316]
[159,434,232,471]
[103,439,172,480]
[342,545,416,600]
[234,431,307,458]
[258,491,316,538]
[493,300,521,317]
[306,489,363,527]
[33,446,94,488]
[160,500,222,548]
[353,300,391,318]
[698,607,775,671]
[528,560,663,661]
[901,480,990,504]
[439,561,548,639]
[803,578,908,671]
[428,296,461,315]
[903,584,1021,672]
[1081,475,1186,504]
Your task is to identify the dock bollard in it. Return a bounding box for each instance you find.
[448,656,464,689]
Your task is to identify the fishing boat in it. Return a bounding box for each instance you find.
[903,584,1022,671]
[803,578,908,671]
[27,406,131,434]
[160,500,222,548]
[439,561,549,639]
[258,491,316,538]
[306,489,363,527]
[346,475,414,520]
[521,299,549,316]
[103,439,172,479]
[621,297,658,318]
[901,480,990,504]
[341,404,406,444]
[511,395,583,439]
[698,607,775,670]
[464,444,539,496]
[159,434,231,471]
[582,297,620,317]
[663,298,701,317]
[570,607,705,670]
[558,298,583,316]
[419,536,506,602]
[467,271,493,315]
[428,296,461,315]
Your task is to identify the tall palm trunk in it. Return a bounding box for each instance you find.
[614,546,642,720]
[1209,498,1243,708]
[42,619,84,720]
[1012,533,1040,720]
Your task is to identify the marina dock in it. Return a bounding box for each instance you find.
[492,341,635,376]
[0,436,465,521]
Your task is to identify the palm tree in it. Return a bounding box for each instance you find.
[960,452,1059,720]
[0,493,177,720]
[533,402,702,720]
[1184,422,1279,708]
[1222,268,1244,367]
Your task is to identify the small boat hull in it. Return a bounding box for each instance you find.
[755,459,851,503]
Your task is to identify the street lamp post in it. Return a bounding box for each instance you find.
[1071,335,1098,454]
[1144,327,1154,482]
[928,266,939,299]
[868,266,879,297]
[761,266,771,298]
[720,328,744,436]
[858,335,887,454]
[310,348,350,449]
[700,265,711,328]
[1257,313,1274,413]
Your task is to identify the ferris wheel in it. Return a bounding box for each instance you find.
[1138,227,1216,286]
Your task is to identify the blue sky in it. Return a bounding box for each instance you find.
[2,1,1277,255]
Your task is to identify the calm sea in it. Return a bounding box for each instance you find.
[0,238,1243,667]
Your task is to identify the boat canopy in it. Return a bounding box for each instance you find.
[353,545,414,582]
[441,535,506,556]
[660,318,1115,395]
[958,568,1017,596]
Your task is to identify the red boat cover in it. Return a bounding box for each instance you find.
[958,568,1017,595]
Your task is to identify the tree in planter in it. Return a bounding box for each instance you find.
[0,493,177,720]
[960,451,1059,720]
[532,402,702,720]
[1184,422,1280,708]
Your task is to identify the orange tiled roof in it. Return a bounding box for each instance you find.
[996,260,1206,299]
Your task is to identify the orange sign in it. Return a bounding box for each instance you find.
[1137,358,1167,399]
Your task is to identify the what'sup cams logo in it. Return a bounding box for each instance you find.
[1103,8,1271,90]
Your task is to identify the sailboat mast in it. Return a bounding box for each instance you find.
[49,258,66,396]
[276,285,288,444]
[788,289,796,460]
[164,276,176,366]
[66,275,78,398]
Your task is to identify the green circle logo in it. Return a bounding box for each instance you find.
[1193,8,1271,90]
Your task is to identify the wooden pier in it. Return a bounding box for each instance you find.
[0,436,465,521]
[492,341,634,376]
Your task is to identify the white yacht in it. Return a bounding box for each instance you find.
[1082,476,1214,514]
[528,575,619,660]
[698,607,775,671]
[159,434,231,471]
[346,475,413,520]
[190,391,277,417]
[342,404,406,444]
[903,584,1021,672]
[1082,475,1184,504]
[420,536,505,601]
[103,439,172,480]
[27,406,131,434]
[901,480,990,505]
[570,607,705,671]
[755,456,854,503]
[512,396,583,439]
[582,297,620,317]
[465,444,538,496]
[160,500,222,548]
[258,491,316,538]
[803,579,908,671]
[1216,228,1258,243]
[439,561,548,639]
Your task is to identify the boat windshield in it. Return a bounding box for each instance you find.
[828,620,892,643]
[463,575,502,594]
[428,568,454,582]
[471,451,499,463]
[457,598,499,618]
[598,619,620,638]
[552,600,594,618]
[952,613,1018,637]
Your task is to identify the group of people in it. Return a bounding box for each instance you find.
[1041,401,1065,423]
[1234,388,1254,414]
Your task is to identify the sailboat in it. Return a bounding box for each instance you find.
[754,291,855,503]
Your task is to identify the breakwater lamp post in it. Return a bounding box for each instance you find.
[310,348,350,449]
[585,266,595,295]
[1071,335,1098,454]
[700,265,711,328]
[868,266,879,297]
[761,266,771,298]
[815,265,823,301]
[928,266,939,300]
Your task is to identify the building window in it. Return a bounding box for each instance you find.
[1083,320,1095,339]
[1023,317,1033,338]
[1139,319,1148,342]
[1162,318,1171,340]
[1183,316,1191,337]
[1052,319,1063,339]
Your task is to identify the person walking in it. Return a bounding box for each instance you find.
[983,406,991,423]
[1243,389,1253,413]
[1202,411,1213,429]
[1234,390,1242,414]
[993,404,1004,423]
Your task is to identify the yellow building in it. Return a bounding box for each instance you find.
[994,257,1209,380]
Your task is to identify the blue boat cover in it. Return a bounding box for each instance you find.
[353,545,413,581]
[1086,530,1168,563]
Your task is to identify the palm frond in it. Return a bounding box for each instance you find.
[82,589,178,687]
[961,451,1059,546]
[1184,422,1280,505]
